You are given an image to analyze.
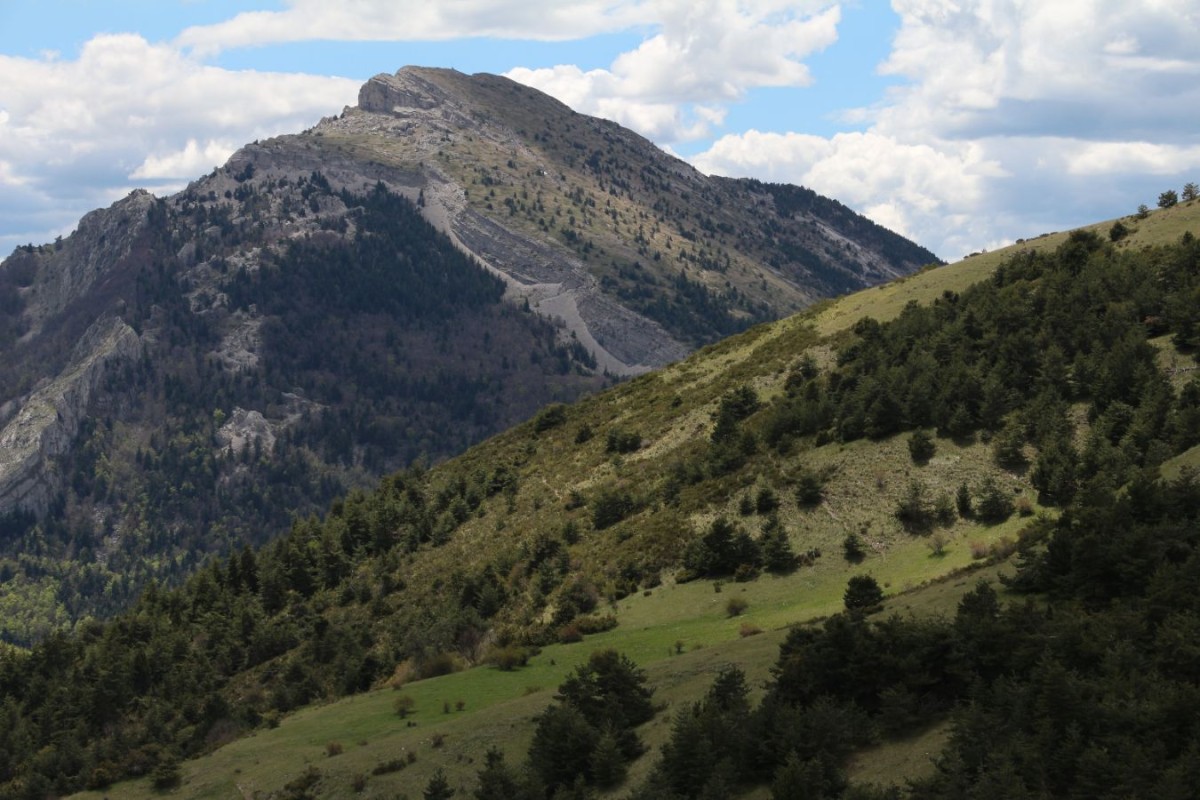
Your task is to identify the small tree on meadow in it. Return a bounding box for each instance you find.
[843,531,866,563]
[844,575,884,613]
[975,475,1014,522]
[956,481,973,518]
[760,514,797,572]
[1159,189,1179,209]
[795,468,825,506]
[423,768,455,800]
[908,429,936,463]
[1182,182,1199,202]
[896,479,933,532]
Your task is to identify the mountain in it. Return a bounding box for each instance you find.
[0,67,936,643]
[0,199,1196,799]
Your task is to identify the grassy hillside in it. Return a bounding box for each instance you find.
[71,564,1011,800]
[14,198,1198,800]
[814,194,1200,336]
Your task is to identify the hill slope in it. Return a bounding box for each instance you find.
[0,201,1196,798]
[0,67,936,643]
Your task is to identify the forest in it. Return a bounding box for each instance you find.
[0,178,604,645]
[0,229,1198,798]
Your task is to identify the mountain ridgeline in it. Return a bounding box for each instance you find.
[0,208,1198,798]
[0,67,937,643]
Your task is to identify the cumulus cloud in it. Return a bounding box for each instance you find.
[177,0,657,54]
[693,129,1004,254]
[0,34,358,254]
[691,0,1200,259]
[130,139,240,181]
[507,1,839,143]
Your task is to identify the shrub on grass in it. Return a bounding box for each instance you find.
[956,482,973,518]
[843,532,866,563]
[908,429,936,463]
[533,403,568,432]
[488,644,530,671]
[795,469,825,506]
[935,493,957,526]
[844,575,884,613]
[726,596,749,617]
[575,614,618,635]
[990,537,1018,559]
[605,428,641,454]
[755,486,780,514]
[558,622,583,643]
[975,475,1014,523]
[739,622,763,637]
[896,479,933,532]
[151,757,182,791]
[326,741,344,757]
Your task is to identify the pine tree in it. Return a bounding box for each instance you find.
[760,514,797,572]
[424,768,456,800]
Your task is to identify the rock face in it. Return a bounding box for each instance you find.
[21,191,156,336]
[285,66,939,374]
[358,70,450,114]
[0,316,141,515]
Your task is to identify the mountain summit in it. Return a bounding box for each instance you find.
[0,66,935,640]
[314,66,937,371]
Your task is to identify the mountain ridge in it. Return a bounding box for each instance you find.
[0,65,935,642]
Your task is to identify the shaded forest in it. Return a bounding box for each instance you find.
[0,229,1198,797]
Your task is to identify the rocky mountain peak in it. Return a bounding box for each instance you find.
[357,66,454,115]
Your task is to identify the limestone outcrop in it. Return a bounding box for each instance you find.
[0,316,141,515]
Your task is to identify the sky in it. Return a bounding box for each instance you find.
[1,1,1198,262]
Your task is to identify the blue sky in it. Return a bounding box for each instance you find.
[2,1,1199,260]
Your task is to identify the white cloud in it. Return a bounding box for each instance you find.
[876,0,1200,142]
[507,1,840,143]
[176,0,658,54]
[130,139,239,180]
[0,34,358,254]
[691,0,1200,259]
[1066,141,1200,177]
[693,129,1003,253]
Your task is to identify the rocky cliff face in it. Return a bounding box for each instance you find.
[305,67,937,370]
[20,191,156,336]
[0,316,140,515]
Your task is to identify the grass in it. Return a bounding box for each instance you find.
[1161,443,1200,482]
[70,201,1200,799]
[847,721,953,790]
[76,507,1027,800]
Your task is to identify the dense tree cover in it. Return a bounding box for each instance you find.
[0,461,548,797]
[752,179,941,294]
[0,178,603,644]
[761,230,1200,505]
[625,468,1200,799]
[468,648,655,798]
